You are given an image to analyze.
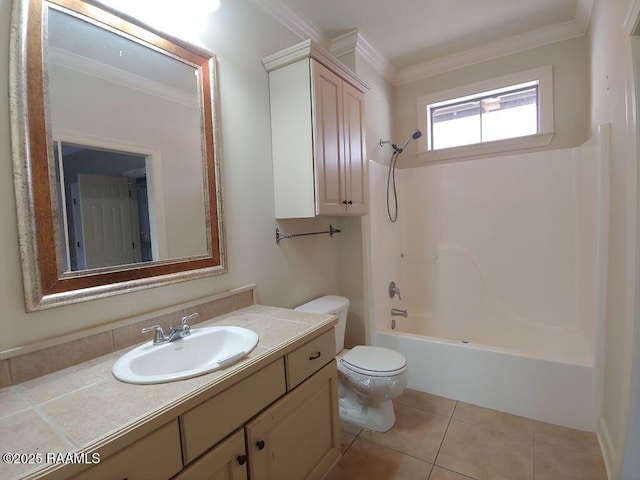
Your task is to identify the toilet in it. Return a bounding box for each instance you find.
[295,295,407,432]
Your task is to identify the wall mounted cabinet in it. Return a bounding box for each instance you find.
[263,40,370,219]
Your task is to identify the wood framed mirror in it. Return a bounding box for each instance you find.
[10,0,226,311]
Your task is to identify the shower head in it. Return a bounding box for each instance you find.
[394,130,422,154]
[380,130,422,153]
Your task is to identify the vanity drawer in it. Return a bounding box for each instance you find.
[72,419,182,480]
[285,329,335,390]
[180,359,286,464]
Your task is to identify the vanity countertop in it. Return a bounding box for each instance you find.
[0,305,336,480]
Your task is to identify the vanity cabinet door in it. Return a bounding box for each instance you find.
[173,429,248,480]
[180,359,286,464]
[71,419,182,480]
[245,361,340,480]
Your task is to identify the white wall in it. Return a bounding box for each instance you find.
[393,36,590,169]
[0,0,363,352]
[589,0,640,477]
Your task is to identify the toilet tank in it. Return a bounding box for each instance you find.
[295,295,349,355]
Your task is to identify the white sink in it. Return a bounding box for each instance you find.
[112,326,259,384]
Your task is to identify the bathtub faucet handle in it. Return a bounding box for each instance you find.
[389,281,402,300]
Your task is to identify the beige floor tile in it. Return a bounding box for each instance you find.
[453,402,533,439]
[340,431,357,453]
[359,402,449,462]
[429,466,477,480]
[535,421,602,457]
[535,443,606,480]
[437,419,533,480]
[340,419,362,436]
[396,389,456,417]
[326,437,432,480]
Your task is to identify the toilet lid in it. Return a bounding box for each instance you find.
[340,346,407,376]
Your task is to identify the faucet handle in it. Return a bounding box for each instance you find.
[141,325,167,344]
[389,281,402,300]
[180,312,198,335]
[181,312,199,326]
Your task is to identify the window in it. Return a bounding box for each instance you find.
[417,66,554,162]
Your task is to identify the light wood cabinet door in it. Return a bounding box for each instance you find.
[174,429,248,480]
[180,359,286,464]
[312,60,346,216]
[72,420,182,480]
[245,361,340,480]
[342,81,367,215]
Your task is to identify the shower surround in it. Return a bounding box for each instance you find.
[367,126,609,430]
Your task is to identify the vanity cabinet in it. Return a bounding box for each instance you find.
[178,329,339,480]
[66,326,339,480]
[264,40,370,219]
[246,361,340,480]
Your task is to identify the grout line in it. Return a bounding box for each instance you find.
[12,387,78,449]
[433,400,458,467]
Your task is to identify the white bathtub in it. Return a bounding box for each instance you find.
[366,130,609,433]
[373,319,598,431]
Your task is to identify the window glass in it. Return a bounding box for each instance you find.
[429,85,538,150]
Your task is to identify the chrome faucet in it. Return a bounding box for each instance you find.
[141,312,198,345]
[391,308,408,318]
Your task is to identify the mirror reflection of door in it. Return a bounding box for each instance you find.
[54,142,155,271]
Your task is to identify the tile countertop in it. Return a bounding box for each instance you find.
[0,305,337,480]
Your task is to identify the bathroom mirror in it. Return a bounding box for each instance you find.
[10,0,225,311]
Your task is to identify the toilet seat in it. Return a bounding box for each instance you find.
[340,346,407,377]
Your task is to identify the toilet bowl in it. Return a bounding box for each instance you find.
[295,295,407,432]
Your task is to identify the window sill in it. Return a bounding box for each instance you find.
[417,132,554,164]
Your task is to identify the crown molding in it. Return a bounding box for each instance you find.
[395,19,586,85]
[261,39,371,92]
[253,0,591,87]
[330,29,397,84]
[576,0,594,32]
[249,0,328,47]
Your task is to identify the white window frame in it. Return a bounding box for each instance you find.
[416,65,554,163]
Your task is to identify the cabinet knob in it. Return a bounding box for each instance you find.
[256,440,266,450]
[342,200,348,205]
[309,351,321,360]
[348,200,353,204]
[237,454,247,465]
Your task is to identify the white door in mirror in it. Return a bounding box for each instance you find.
[112,326,259,384]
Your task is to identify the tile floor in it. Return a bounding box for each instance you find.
[326,389,607,480]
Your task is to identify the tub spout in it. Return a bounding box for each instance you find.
[391,308,408,318]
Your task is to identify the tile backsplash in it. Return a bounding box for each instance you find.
[0,286,255,388]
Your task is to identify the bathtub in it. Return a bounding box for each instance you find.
[373,318,598,431]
